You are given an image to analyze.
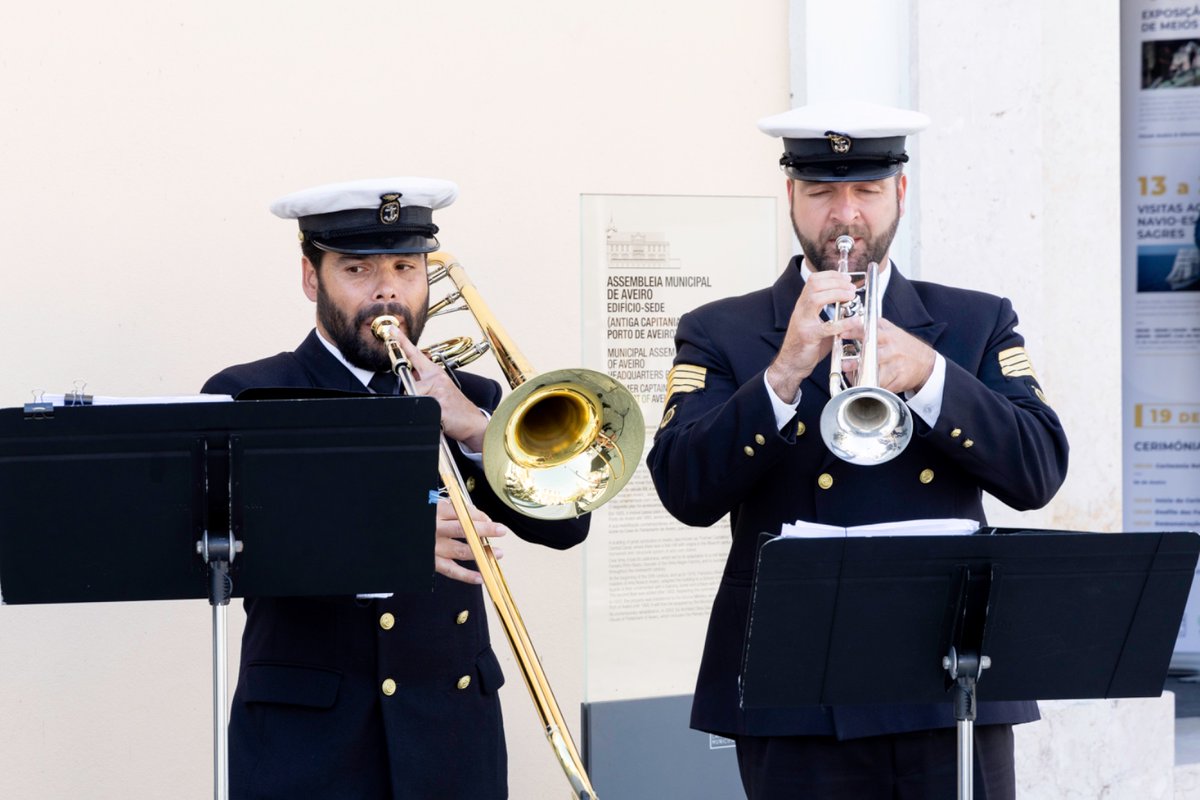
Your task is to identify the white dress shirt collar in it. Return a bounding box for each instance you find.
[313,328,375,389]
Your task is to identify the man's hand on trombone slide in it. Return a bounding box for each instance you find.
[434,498,507,585]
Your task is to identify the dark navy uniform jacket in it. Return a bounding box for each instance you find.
[202,330,589,800]
[647,257,1068,740]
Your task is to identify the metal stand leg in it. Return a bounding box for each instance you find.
[944,647,990,800]
[956,717,973,800]
[213,600,229,800]
[200,531,239,800]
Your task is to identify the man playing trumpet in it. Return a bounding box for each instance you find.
[647,103,1068,799]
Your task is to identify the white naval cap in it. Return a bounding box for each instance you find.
[757,101,931,182]
[270,177,459,255]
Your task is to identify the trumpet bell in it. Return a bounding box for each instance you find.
[484,367,645,520]
[819,386,913,466]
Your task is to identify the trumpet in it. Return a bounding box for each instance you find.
[372,251,645,799]
[818,234,913,465]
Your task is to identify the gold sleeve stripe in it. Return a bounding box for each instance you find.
[669,365,707,379]
[665,364,707,405]
[997,346,1040,381]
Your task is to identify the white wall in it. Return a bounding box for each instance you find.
[0,2,790,798]
[912,0,1121,532]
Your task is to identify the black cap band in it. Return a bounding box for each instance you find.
[780,134,909,182]
[298,206,440,254]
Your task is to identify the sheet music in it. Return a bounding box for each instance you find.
[780,518,980,538]
[779,520,846,538]
[38,393,234,406]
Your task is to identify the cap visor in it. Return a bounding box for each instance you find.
[313,234,440,255]
[785,162,903,182]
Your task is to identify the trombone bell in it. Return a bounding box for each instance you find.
[504,384,602,469]
[417,251,644,521]
[485,367,644,521]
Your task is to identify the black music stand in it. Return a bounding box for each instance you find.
[0,396,442,800]
[739,529,1200,800]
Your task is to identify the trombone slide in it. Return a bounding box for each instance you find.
[372,316,598,800]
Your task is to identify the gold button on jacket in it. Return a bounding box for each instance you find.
[456,675,472,690]
[456,610,470,625]
[817,473,834,490]
[743,445,755,457]
[919,469,934,484]
[381,679,396,696]
[379,613,395,630]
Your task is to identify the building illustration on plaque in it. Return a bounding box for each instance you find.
[606,217,680,270]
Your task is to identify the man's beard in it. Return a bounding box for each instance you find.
[792,203,901,273]
[316,289,428,372]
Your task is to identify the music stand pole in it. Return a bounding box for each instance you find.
[944,647,990,800]
[199,529,241,800]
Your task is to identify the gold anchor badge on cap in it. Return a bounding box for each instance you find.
[378,193,402,225]
[824,131,852,154]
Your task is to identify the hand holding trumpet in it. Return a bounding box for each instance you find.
[862,318,936,396]
[766,268,859,402]
[766,266,935,403]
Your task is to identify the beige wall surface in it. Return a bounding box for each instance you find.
[0,2,789,799]
[0,0,1121,798]
[911,0,1121,533]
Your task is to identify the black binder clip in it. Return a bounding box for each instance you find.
[66,381,93,407]
[23,390,53,419]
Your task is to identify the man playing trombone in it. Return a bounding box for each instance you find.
[647,103,1069,799]
[202,177,589,799]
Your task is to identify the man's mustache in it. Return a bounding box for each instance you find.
[356,304,414,332]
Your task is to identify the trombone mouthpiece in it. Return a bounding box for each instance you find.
[836,235,854,254]
[370,315,401,340]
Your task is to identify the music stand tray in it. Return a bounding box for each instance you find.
[740,529,1200,798]
[0,395,442,798]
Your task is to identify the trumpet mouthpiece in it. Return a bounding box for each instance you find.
[836,235,854,254]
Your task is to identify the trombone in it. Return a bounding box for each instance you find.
[818,234,913,465]
[372,251,644,800]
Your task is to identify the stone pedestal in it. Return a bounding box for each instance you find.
[1014,693,1178,799]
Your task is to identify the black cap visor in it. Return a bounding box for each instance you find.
[783,161,904,182]
[310,232,440,255]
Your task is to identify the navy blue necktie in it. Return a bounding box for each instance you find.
[368,371,399,395]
